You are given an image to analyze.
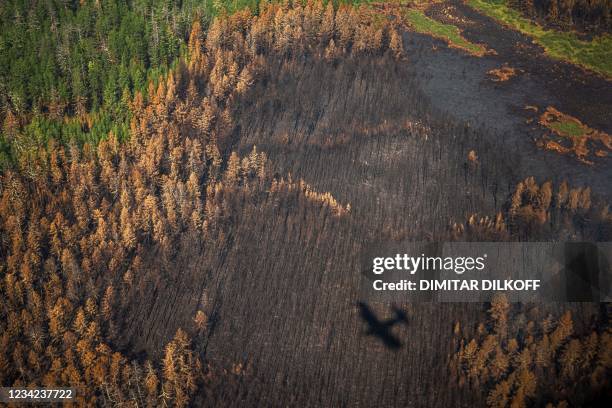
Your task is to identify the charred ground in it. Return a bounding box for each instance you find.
[0,1,610,407]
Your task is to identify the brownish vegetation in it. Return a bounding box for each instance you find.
[451,294,611,407]
[536,106,612,164]
[450,176,612,240]
[487,65,519,81]
[468,149,479,163]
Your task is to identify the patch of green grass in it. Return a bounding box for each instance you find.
[467,0,612,78]
[405,9,486,55]
[548,120,586,138]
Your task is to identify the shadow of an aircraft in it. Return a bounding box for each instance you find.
[357,302,408,350]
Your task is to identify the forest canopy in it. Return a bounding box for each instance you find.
[0,2,403,405]
[0,1,609,406]
[0,0,275,169]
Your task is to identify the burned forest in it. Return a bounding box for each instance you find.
[0,1,610,407]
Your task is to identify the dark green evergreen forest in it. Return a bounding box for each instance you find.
[0,0,266,170]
